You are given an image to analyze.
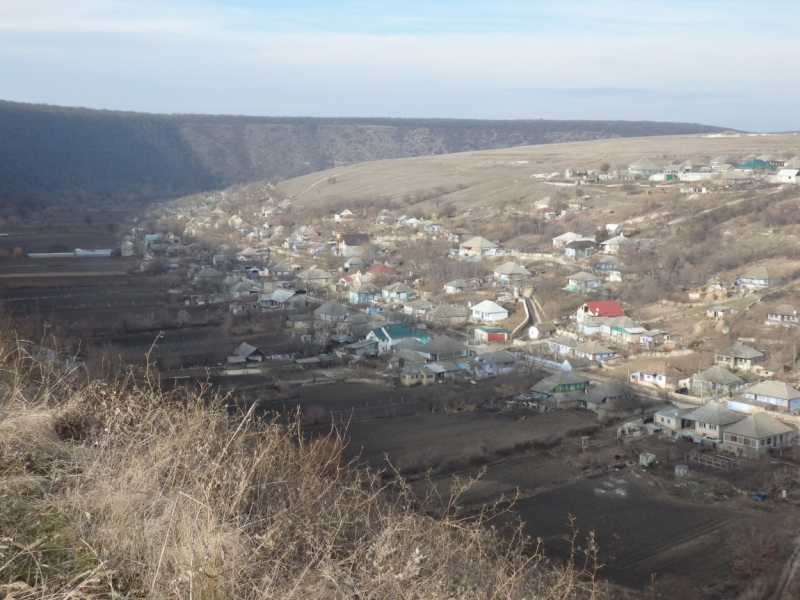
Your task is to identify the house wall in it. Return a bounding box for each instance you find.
[722,431,795,457]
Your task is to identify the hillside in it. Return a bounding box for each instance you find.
[274,133,797,214]
[0,100,730,217]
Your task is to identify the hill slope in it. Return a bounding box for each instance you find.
[0,100,730,216]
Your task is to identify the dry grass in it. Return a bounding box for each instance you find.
[0,336,607,599]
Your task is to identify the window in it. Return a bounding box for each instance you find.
[780,434,784,442]
[766,438,772,445]
[743,438,751,446]
[709,424,717,431]
[729,435,738,443]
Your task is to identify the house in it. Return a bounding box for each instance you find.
[342,339,378,357]
[765,304,797,327]
[444,279,468,294]
[564,240,597,259]
[565,168,588,178]
[427,304,469,326]
[349,283,381,303]
[654,407,692,432]
[740,380,800,412]
[474,326,509,343]
[194,266,224,284]
[706,305,734,319]
[582,379,631,411]
[552,232,592,248]
[683,403,745,439]
[630,362,682,389]
[403,298,436,317]
[297,267,334,289]
[529,322,557,340]
[576,301,625,322]
[715,341,764,372]
[382,282,415,302]
[343,256,366,271]
[628,158,661,176]
[366,323,431,354]
[470,300,509,322]
[227,342,266,364]
[530,371,591,401]
[375,209,394,221]
[548,336,579,356]
[574,341,614,362]
[334,209,355,222]
[736,267,781,289]
[259,289,306,309]
[567,272,601,292]
[690,365,745,396]
[314,300,350,322]
[493,262,531,283]
[534,197,552,211]
[416,335,470,362]
[473,350,517,375]
[337,233,371,256]
[459,236,499,256]
[777,169,800,184]
[721,413,796,457]
[367,263,396,277]
[599,235,634,255]
[399,363,436,386]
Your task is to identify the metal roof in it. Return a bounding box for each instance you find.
[723,413,794,439]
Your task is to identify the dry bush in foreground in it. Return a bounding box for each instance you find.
[0,338,605,599]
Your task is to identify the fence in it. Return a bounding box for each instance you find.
[686,451,735,470]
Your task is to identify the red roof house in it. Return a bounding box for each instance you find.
[367,264,396,276]
[577,300,625,321]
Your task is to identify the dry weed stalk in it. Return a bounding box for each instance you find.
[0,335,606,599]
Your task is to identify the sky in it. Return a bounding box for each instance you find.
[0,1,797,131]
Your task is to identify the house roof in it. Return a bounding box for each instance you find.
[638,361,682,377]
[693,365,743,386]
[531,371,591,394]
[565,240,597,250]
[769,304,796,316]
[568,272,600,282]
[476,350,517,364]
[655,407,692,420]
[476,325,508,333]
[550,335,579,348]
[422,335,469,355]
[718,341,763,360]
[195,267,223,278]
[494,262,531,276]
[299,268,333,280]
[367,264,395,275]
[383,282,414,294]
[736,159,776,171]
[353,282,381,294]
[445,279,468,288]
[630,158,659,171]
[684,403,745,426]
[314,300,350,317]
[460,236,498,249]
[265,289,297,303]
[553,232,585,243]
[739,266,778,281]
[723,413,794,439]
[392,337,428,351]
[575,340,614,355]
[370,323,427,342]
[745,380,800,401]
[233,342,261,357]
[470,300,508,314]
[584,379,630,404]
[581,301,625,318]
[600,235,634,247]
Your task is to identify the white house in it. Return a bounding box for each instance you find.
[777,169,800,184]
[470,300,509,322]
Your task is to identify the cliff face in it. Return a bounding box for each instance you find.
[0,100,729,215]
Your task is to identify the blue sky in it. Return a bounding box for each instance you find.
[1,1,797,131]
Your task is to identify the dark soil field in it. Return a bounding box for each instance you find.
[512,472,743,592]
[339,407,596,472]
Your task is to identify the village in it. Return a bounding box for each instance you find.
[6,139,800,595]
[95,147,800,467]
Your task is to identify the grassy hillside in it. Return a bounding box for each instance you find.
[0,337,605,599]
[0,100,730,217]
